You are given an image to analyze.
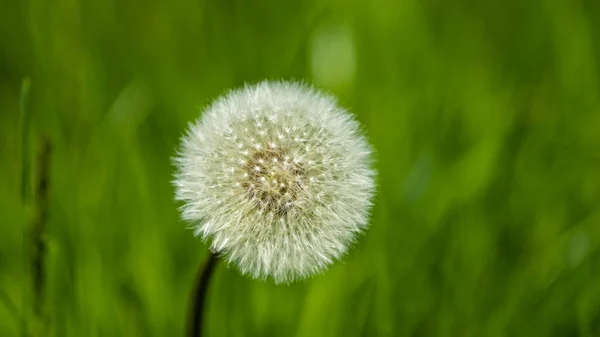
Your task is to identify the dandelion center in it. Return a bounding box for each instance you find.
[242,148,306,216]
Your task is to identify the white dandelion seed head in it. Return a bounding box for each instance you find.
[173,80,376,284]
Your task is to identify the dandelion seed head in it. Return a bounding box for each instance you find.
[174,80,376,283]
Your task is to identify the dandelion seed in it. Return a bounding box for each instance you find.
[174,80,376,284]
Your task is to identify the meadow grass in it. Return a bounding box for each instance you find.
[1,0,600,336]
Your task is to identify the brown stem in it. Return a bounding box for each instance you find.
[31,136,52,336]
[187,252,218,337]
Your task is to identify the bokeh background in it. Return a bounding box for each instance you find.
[2,0,600,336]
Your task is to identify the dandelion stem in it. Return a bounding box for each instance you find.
[187,252,218,337]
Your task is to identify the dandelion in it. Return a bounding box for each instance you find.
[174,81,375,283]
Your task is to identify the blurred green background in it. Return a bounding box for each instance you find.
[1,0,600,336]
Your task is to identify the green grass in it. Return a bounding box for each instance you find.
[1,0,600,336]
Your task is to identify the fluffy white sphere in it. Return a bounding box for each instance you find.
[174,81,375,283]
